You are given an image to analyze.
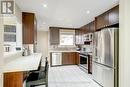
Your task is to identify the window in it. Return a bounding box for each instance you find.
[60,29,75,46]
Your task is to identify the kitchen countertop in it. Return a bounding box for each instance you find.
[49,50,92,55]
[4,51,22,63]
[49,50,78,53]
[4,53,42,73]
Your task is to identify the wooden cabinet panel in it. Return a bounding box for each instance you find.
[95,12,109,30]
[75,29,83,45]
[50,27,59,45]
[75,29,79,45]
[109,5,119,26]
[62,52,77,65]
[95,5,119,30]
[69,52,76,64]
[77,29,84,45]
[22,12,37,44]
[89,21,95,32]
[75,52,80,65]
[76,21,95,45]
[62,52,69,65]
[4,72,23,87]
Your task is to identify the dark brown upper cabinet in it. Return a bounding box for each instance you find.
[95,5,119,30]
[95,12,109,30]
[80,21,95,33]
[75,21,95,45]
[49,27,59,45]
[76,29,84,45]
[89,21,95,33]
[109,5,119,26]
[75,29,80,45]
[22,12,37,44]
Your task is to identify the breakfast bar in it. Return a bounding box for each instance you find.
[4,53,42,87]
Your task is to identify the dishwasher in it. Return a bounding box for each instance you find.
[52,53,62,66]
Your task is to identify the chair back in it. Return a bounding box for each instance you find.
[38,57,49,80]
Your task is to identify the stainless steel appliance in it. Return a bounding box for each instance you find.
[52,53,62,66]
[93,28,119,87]
[80,53,88,70]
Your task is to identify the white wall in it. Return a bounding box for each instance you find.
[3,3,22,51]
[119,0,130,87]
[0,4,4,87]
[36,31,49,65]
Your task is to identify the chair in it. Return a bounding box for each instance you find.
[26,57,49,87]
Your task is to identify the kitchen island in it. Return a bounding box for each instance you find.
[4,53,42,87]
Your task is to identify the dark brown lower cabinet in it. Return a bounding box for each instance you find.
[4,72,23,87]
[75,52,80,65]
[62,52,78,65]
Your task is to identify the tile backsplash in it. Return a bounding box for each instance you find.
[49,45,76,51]
[23,44,34,54]
[81,45,93,52]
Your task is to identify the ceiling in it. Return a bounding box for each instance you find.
[16,0,119,31]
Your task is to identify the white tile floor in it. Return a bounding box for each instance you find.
[36,65,101,87]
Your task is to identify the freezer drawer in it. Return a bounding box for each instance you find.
[92,62,114,87]
[52,53,62,66]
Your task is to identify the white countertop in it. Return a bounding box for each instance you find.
[49,50,78,53]
[4,51,22,63]
[4,53,42,73]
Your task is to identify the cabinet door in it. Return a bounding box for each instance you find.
[75,52,80,65]
[109,5,119,25]
[95,12,109,30]
[89,21,95,32]
[62,52,69,65]
[4,72,23,87]
[62,52,76,65]
[69,52,75,65]
[75,29,79,45]
[50,28,59,45]
[22,12,35,44]
[78,29,84,45]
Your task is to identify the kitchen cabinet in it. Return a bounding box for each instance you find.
[95,12,109,30]
[62,52,76,65]
[75,29,80,45]
[75,29,83,45]
[89,21,95,32]
[62,52,71,65]
[95,5,119,30]
[75,52,80,65]
[4,72,23,87]
[75,29,84,45]
[49,27,59,45]
[50,52,80,66]
[109,5,119,26]
[22,12,37,44]
[75,21,95,45]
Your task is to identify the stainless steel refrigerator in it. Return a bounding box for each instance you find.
[93,28,119,87]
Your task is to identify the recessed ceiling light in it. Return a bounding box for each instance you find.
[43,4,47,8]
[86,10,90,14]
